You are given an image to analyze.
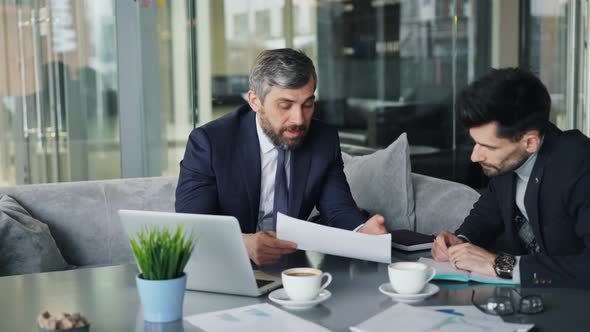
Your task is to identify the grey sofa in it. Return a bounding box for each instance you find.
[0,174,479,269]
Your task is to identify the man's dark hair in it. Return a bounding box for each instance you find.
[249,48,317,103]
[458,68,551,141]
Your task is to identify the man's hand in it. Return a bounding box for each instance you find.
[431,231,465,262]
[448,242,497,277]
[357,214,388,234]
[242,231,297,266]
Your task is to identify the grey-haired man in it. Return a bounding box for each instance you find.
[176,48,387,266]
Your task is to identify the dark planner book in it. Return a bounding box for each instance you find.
[390,229,435,251]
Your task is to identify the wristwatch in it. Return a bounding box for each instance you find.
[494,253,516,279]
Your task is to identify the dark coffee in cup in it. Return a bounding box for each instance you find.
[286,272,318,277]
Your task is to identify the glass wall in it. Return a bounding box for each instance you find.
[313,0,491,186]
[0,0,588,187]
[154,0,192,177]
[520,0,569,129]
[180,0,492,187]
[0,0,119,186]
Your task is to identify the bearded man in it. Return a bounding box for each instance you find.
[431,68,590,288]
[176,49,387,266]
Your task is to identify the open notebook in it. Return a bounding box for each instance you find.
[419,258,518,285]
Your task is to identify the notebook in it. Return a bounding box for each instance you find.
[390,229,435,251]
[418,258,518,285]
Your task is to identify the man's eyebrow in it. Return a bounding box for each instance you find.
[474,140,498,149]
[469,135,498,149]
[275,95,316,103]
[276,98,295,103]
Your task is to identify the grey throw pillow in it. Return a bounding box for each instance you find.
[0,194,69,276]
[342,133,416,231]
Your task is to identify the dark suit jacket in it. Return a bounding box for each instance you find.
[456,123,590,288]
[175,104,366,233]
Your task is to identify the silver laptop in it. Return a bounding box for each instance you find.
[118,209,282,297]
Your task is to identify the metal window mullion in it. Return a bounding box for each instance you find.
[583,0,590,136]
[115,0,162,178]
[196,0,212,126]
[566,0,579,130]
[44,16,61,183]
[31,8,48,183]
[16,8,31,184]
[115,1,147,178]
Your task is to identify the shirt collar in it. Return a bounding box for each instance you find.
[255,114,277,154]
[514,137,544,181]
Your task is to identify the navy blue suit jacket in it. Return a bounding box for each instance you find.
[175,105,366,233]
[456,123,590,288]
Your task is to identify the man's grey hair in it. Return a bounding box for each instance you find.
[249,48,317,103]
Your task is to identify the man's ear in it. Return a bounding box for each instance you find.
[522,130,542,153]
[247,90,261,112]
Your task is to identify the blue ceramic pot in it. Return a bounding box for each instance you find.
[136,273,187,323]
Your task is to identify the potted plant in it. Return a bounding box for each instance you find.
[130,225,195,323]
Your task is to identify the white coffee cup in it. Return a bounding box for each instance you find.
[281,267,332,301]
[388,262,436,295]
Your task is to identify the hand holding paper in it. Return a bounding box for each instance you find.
[276,213,391,264]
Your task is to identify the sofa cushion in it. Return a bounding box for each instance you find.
[0,194,69,276]
[411,173,480,235]
[342,133,415,231]
[103,176,177,264]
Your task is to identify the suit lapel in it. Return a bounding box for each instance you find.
[237,110,261,232]
[523,164,545,252]
[523,124,560,253]
[289,143,311,219]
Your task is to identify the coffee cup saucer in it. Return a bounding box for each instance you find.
[378,282,439,303]
[268,288,331,310]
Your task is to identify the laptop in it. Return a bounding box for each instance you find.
[118,209,282,297]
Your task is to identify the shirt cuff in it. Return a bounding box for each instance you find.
[512,256,521,283]
[353,223,364,232]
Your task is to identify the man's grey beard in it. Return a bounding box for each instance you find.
[261,124,290,150]
[259,114,307,150]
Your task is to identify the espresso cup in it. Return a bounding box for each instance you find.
[281,267,332,301]
[388,262,436,295]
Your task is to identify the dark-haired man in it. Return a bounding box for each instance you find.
[432,68,590,288]
[176,49,387,266]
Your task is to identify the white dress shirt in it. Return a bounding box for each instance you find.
[256,115,291,231]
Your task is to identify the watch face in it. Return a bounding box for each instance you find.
[496,254,516,266]
[494,254,515,279]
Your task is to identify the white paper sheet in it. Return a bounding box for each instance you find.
[276,213,391,264]
[350,303,534,332]
[184,303,332,332]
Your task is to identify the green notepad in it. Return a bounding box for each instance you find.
[418,258,518,285]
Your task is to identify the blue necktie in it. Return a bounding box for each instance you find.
[272,148,289,230]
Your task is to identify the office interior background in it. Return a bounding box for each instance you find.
[0,0,588,189]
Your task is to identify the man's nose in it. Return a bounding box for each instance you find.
[289,107,304,125]
[471,145,485,163]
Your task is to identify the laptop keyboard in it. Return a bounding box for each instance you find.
[256,279,274,288]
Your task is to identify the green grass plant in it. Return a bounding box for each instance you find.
[130,225,196,280]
